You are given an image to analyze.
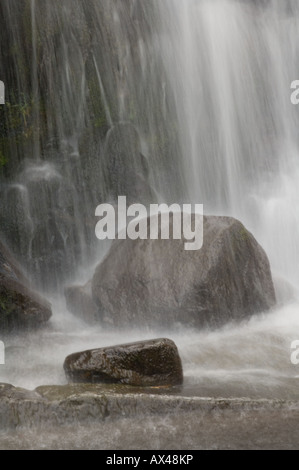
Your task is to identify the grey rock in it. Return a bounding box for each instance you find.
[0,383,41,401]
[63,338,183,386]
[0,383,298,437]
[0,239,26,284]
[92,215,276,328]
[0,239,52,332]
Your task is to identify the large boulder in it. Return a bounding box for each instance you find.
[64,338,183,386]
[91,215,276,328]
[0,239,52,332]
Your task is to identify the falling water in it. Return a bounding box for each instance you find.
[158,0,299,288]
[1,0,299,448]
[0,0,186,291]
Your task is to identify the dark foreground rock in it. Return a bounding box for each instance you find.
[64,338,183,386]
[0,240,52,331]
[91,215,276,328]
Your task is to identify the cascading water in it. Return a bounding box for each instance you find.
[0,0,182,292]
[159,0,299,287]
[1,0,299,448]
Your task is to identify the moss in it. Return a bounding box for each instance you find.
[0,294,14,316]
[239,225,250,241]
[0,151,7,167]
[86,73,115,130]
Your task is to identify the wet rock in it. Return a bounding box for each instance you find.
[92,215,276,328]
[0,240,52,332]
[0,185,33,259]
[0,239,27,284]
[0,382,298,439]
[63,338,183,386]
[0,277,52,331]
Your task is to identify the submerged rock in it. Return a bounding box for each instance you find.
[63,338,183,386]
[0,240,52,332]
[92,215,276,328]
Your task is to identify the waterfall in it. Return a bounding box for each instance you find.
[1,0,299,291]
[1,0,299,407]
[0,0,184,291]
[158,0,299,289]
